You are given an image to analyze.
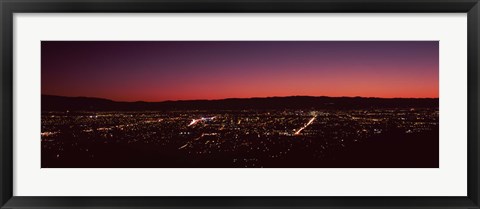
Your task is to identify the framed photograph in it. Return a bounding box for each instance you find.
[1,0,479,208]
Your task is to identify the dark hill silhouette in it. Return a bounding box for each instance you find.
[41,95,439,111]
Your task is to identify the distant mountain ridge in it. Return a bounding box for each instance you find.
[42,95,439,111]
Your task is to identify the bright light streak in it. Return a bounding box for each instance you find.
[295,115,317,135]
[178,143,189,149]
[188,119,200,126]
[188,116,216,127]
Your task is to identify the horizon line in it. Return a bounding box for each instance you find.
[42,94,440,103]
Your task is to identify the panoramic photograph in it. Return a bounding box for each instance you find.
[41,41,439,168]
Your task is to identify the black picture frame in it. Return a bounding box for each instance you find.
[1,0,479,208]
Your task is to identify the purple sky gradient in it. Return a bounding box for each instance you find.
[41,41,439,102]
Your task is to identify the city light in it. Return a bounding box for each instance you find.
[41,108,439,168]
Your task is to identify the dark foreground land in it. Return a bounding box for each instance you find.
[41,95,439,168]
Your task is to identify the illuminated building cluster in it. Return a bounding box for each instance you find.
[41,108,438,168]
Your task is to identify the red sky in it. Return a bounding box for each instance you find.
[41,41,439,102]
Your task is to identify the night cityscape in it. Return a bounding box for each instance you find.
[41,41,439,168]
[41,97,439,168]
